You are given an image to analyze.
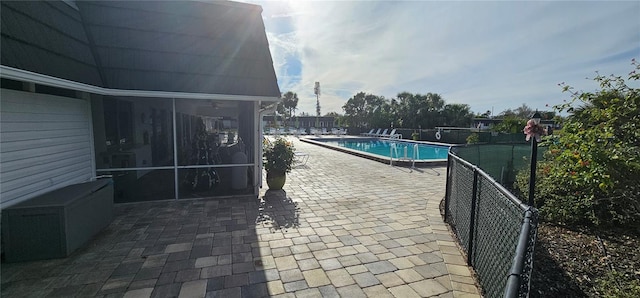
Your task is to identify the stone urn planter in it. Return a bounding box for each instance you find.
[266,172,286,190]
[263,137,295,190]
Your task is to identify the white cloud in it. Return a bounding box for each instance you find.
[250,0,640,116]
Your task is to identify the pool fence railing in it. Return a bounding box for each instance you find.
[444,151,538,298]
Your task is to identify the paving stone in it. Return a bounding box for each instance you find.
[352,272,380,288]
[364,260,397,274]
[319,258,343,271]
[318,285,340,298]
[123,287,153,298]
[298,258,321,271]
[388,284,421,298]
[200,265,232,279]
[266,280,285,295]
[165,243,193,254]
[151,283,182,298]
[206,276,225,292]
[162,260,195,273]
[335,284,367,298]
[355,252,378,264]
[156,272,176,286]
[241,283,269,298]
[189,245,212,259]
[396,268,424,283]
[326,269,356,287]
[279,269,304,283]
[195,256,218,268]
[363,284,394,298]
[130,265,162,282]
[274,256,298,271]
[224,273,249,288]
[409,279,450,297]
[376,271,405,288]
[337,255,361,267]
[271,247,292,257]
[447,264,472,277]
[111,262,144,277]
[283,280,308,292]
[128,279,157,291]
[205,286,241,298]
[302,268,330,287]
[294,288,322,298]
[174,268,201,283]
[142,255,169,268]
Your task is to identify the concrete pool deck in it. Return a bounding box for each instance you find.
[0,136,481,297]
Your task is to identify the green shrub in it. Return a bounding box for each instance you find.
[516,61,640,227]
[466,133,480,144]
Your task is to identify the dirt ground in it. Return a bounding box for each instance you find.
[530,223,640,297]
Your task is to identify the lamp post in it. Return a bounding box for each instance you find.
[528,111,542,206]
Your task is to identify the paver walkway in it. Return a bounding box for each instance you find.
[0,137,480,297]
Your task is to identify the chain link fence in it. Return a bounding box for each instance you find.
[445,152,538,298]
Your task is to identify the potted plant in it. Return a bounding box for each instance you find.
[263,137,295,190]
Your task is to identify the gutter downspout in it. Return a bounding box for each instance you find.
[257,102,278,191]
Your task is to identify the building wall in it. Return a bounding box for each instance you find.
[0,88,93,208]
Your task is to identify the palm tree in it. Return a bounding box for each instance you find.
[281,91,299,119]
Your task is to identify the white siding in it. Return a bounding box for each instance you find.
[1,89,93,208]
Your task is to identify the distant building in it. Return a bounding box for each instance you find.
[472,118,559,131]
[263,116,336,132]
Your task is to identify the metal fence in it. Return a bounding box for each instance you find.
[445,152,538,298]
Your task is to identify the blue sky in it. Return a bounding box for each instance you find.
[244,0,639,116]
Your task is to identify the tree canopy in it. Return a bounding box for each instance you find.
[341,91,473,129]
[517,60,640,227]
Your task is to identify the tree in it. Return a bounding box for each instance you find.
[442,103,473,127]
[514,104,534,119]
[342,92,391,128]
[281,91,299,119]
[517,60,640,227]
[493,115,527,133]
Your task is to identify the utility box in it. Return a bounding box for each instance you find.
[1,179,114,262]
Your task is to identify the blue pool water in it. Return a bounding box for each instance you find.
[315,138,449,161]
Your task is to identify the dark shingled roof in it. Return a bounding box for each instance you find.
[1,1,102,86]
[1,1,280,98]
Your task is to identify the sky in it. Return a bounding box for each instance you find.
[243,0,640,116]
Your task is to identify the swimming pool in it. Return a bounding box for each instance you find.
[303,137,449,165]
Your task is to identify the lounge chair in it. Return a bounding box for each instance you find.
[389,129,402,139]
[376,129,388,137]
[367,128,381,137]
[361,129,375,136]
[379,129,393,138]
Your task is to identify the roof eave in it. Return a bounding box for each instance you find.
[1,65,280,102]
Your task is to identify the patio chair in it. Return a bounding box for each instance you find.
[294,151,309,166]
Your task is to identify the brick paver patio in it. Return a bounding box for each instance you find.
[0,137,480,297]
